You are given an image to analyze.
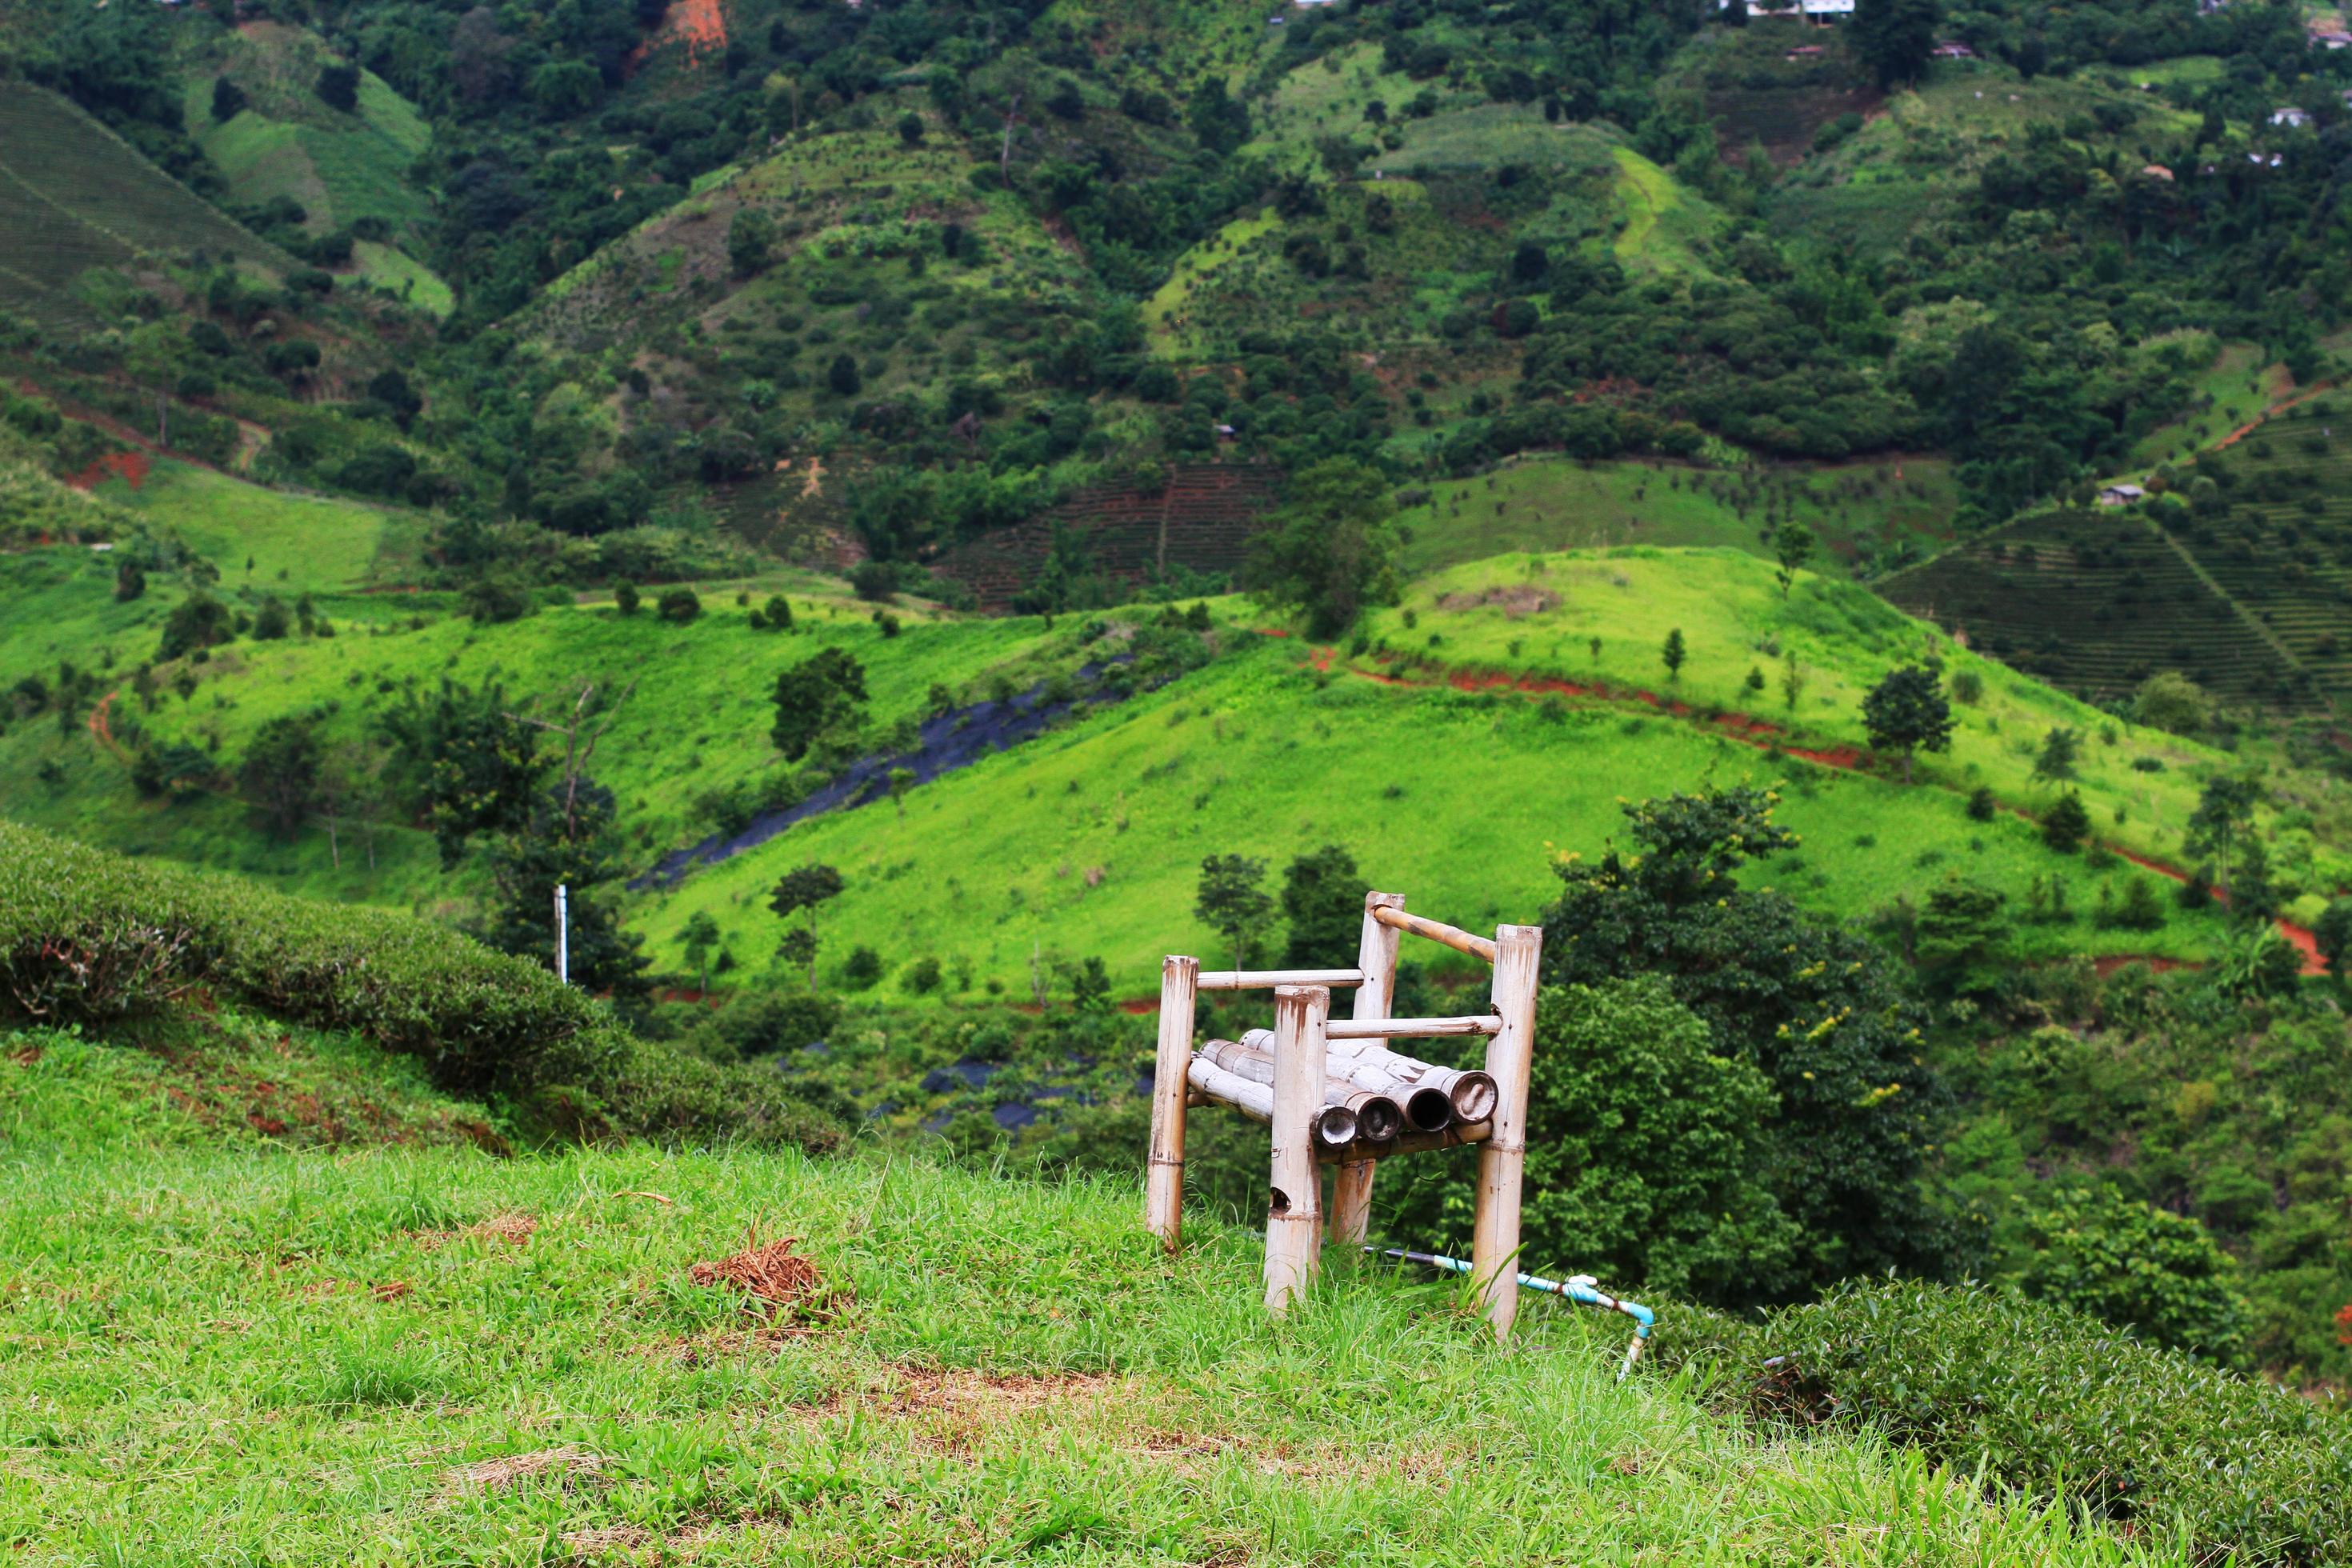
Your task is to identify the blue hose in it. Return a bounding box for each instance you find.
[1370,1246,1655,1379]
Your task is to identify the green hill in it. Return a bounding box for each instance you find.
[0,81,290,334]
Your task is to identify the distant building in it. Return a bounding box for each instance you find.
[2098,482,2147,507]
[1718,0,1852,22]
[1930,40,1976,58]
[2270,106,2310,128]
[2141,163,2174,181]
[2311,27,2352,47]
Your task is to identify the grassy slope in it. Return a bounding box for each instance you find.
[0,1051,2168,1564]
[7,546,2307,984]
[92,458,428,591]
[1393,451,1959,574]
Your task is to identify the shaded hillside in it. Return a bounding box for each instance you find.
[931,464,1281,610]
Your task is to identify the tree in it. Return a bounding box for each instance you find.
[1187,78,1250,156]
[252,596,292,641]
[239,715,322,838]
[1779,649,1805,711]
[2314,899,2352,980]
[1660,627,1686,683]
[1851,0,1940,88]
[374,678,545,867]
[770,863,844,986]
[2231,834,2279,924]
[1280,843,1362,967]
[2185,774,2262,904]
[483,776,648,996]
[2018,1185,2250,1362]
[1244,459,1401,638]
[2042,790,2090,853]
[897,110,924,146]
[158,593,234,660]
[1861,666,1953,783]
[315,62,361,113]
[2033,726,2081,785]
[1539,787,1958,1302]
[727,209,773,278]
[657,586,701,623]
[681,910,722,991]
[2133,671,2211,738]
[209,75,246,123]
[1771,519,1814,598]
[770,647,868,762]
[1912,876,2009,996]
[614,581,641,616]
[1194,853,1272,973]
[762,594,793,631]
[827,354,861,396]
[114,560,145,602]
[887,766,915,817]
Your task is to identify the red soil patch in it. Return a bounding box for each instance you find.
[2211,381,2335,453]
[63,450,150,491]
[86,688,123,758]
[628,0,727,71]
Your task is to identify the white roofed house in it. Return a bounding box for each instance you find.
[1718,0,1853,20]
[2097,482,2147,507]
[2270,106,2311,128]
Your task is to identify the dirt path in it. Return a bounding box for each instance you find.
[86,687,123,758]
[2210,380,2337,453]
[1302,643,2325,973]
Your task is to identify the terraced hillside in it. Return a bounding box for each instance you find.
[0,83,288,334]
[1879,508,2304,707]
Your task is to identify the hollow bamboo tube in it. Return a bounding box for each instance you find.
[1244,1027,1457,1131]
[1146,955,1198,1251]
[1371,905,1498,964]
[1186,1056,1358,1147]
[1470,924,1542,1342]
[1330,891,1402,1246]
[1195,1038,1405,1142]
[1197,967,1364,991]
[1264,984,1330,1314]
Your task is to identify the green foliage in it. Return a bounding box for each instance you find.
[656,586,701,624]
[0,823,835,1148]
[158,592,234,661]
[1850,0,1942,87]
[238,714,322,839]
[2132,672,2211,738]
[2315,899,2352,978]
[1770,519,1813,598]
[770,647,867,762]
[1194,853,1271,973]
[1278,843,1362,967]
[2042,791,2091,853]
[2018,1184,2250,1361]
[1245,459,1400,639]
[2034,726,2081,785]
[1861,666,1953,782]
[613,581,641,616]
[1674,1278,2352,1563]
[727,208,773,278]
[1541,787,1957,1302]
[1914,876,2009,996]
[1660,626,1686,682]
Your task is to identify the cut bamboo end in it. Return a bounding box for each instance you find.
[1320,1117,1491,1164]
[1371,906,1498,964]
[1398,1085,1453,1134]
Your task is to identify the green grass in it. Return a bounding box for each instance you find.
[1142,205,1282,355]
[1609,144,1719,275]
[1393,452,1959,575]
[0,1060,2184,1564]
[2122,340,2286,470]
[90,459,426,592]
[348,238,453,317]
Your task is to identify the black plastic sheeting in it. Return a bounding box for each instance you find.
[629,665,1131,891]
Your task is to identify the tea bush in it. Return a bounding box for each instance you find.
[0,824,839,1151]
[1662,1278,2352,1563]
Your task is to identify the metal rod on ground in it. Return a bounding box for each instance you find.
[1372,1248,1654,1380]
[554,883,569,986]
[1146,955,1198,1251]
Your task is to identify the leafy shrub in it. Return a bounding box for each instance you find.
[0,825,838,1151]
[1663,1279,2352,1565]
[656,586,701,623]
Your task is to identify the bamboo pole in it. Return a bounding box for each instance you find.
[1370,905,1498,964]
[1195,1038,1403,1142]
[1470,925,1542,1342]
[1318,1116,1491,1164]
[1245,1027,1458,1131]
[1186,1056,1358,1147]
[1146,955,1197,1250]
[1326,1014,1502,1039]
[1264,984,1330,1314]
[1197,967,1363,991]
[1330,891,1402,1246]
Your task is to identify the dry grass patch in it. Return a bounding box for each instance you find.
[438,1445,602,1497]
